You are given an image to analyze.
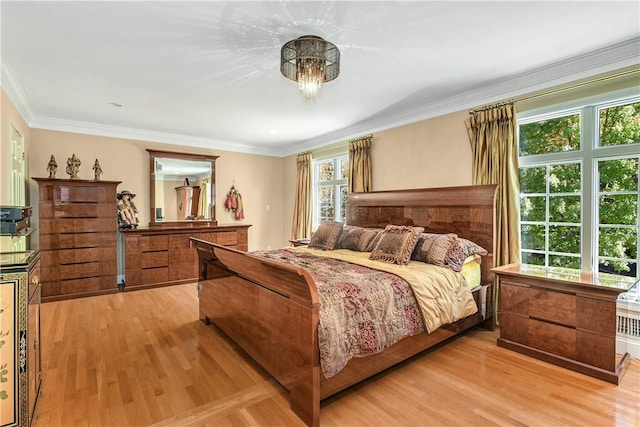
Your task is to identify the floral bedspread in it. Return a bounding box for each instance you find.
[252,248,431,378]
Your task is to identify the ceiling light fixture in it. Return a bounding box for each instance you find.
[280,35,340,101]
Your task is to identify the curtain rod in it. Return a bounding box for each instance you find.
[348,134,373,143]
[469,66,640,114]
[303,134,374,156]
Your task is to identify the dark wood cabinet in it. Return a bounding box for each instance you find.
[33,178,120,302]
[120,225,249,291]
[0,251,41,427]
[493,263,635,384]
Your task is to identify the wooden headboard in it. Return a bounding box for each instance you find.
[346,184,498,283]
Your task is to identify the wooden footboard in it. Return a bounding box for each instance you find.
[193,239,322,426]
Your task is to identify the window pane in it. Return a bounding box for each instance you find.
[599,194,638,225]
[599,158,638,192]
[340,158,349,180]
[522,252,545,266]
[598,227,637,259]
[318,186,334,222]
[519,166,546,193]
[598,259,637,277]
[549,195,580,223]
[339,185,348,221]
[519,113,580,156]
[599,101,640,147]
[521,225,545,251]
[521,196,546,222]
[317,161,334,182]
[549,225,580,254]
[549,163,580,193]
[549,255,580,269]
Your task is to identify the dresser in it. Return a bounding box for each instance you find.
[0,251,41,427]
[493,263,636,384]
[120,224,249,291]
[33,178,121,302]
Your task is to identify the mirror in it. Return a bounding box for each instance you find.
[147,149,218,227]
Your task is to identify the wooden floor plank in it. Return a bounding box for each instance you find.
[33,283,640,427]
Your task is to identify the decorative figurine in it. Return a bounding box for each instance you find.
[47,155,58,178]
[93,159,103,181]
[66,153,81,179]
[117,190,139,228]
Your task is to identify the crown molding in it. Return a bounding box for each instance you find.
[4,37,638,158]
[282,37,640,157]
[1,58,33,124]
[28,116,285,157]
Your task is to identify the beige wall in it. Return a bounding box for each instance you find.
[281,109,473,243]
[371,110,472,190]
[28,129,285,251]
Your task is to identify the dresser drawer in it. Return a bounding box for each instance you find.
[217,231,238,246]
[140,235,169,251]
[142,251,169,268]
[142,267,168,284]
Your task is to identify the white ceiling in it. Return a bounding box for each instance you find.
[2,1,639,157]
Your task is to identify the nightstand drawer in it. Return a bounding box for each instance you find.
[529,288,576,327]
[529,318,576,359]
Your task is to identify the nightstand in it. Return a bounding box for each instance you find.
[492,263,636,384]
[289,239,309,247]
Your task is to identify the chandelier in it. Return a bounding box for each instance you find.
[280,35,340,101]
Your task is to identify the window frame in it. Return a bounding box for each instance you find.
[312,153,348,230]
[517,87,640,279]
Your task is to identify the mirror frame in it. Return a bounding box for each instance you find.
[147,149,218,227]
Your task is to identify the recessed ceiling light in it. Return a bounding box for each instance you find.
[107,102,123,107]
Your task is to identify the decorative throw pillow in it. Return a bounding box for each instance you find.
[369,225,424,265]
[444,238,488,272]
[361,228,384,252]
[337,226,384,252]
[308,221,344,250]
[411,233,458,266]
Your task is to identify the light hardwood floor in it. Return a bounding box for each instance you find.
[33,284,639,427]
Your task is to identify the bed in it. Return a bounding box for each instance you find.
[191,184,497,427]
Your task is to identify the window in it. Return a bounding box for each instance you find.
[313,155,348,229]
[518,91,639,280]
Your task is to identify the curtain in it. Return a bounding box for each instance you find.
[198,179,209,218]
[291,152,312,240]
[466,103,520,322]
[348,135,372,193]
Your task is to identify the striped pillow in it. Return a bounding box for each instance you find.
[369,225,424,265]
[411,233,458,266]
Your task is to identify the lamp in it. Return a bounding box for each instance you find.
[280,35,340,101]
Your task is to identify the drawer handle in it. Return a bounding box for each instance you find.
[530,315,576,329]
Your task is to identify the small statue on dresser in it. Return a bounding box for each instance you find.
[117,190,139,228]
[47,155,58,178]
[93,159,103,181]
[66,154,81,179]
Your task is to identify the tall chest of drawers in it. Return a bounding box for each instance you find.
[33,178,121,302]
[493,263,636,384]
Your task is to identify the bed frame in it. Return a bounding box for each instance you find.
[191,184,497,427]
